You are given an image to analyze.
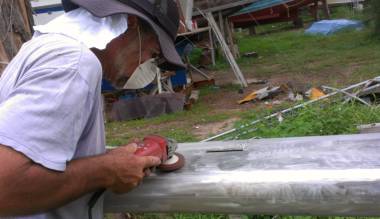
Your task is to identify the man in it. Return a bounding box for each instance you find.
[0,0,185,218]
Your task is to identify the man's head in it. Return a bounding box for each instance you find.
[93,15,161,88]
[63,0,185,89]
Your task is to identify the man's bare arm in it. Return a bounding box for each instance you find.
[0,144,160,217]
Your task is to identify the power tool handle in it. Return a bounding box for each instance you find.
[134,138,168,161]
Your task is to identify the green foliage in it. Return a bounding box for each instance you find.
[189,47,203,66]
[329,5,366,21]
[234,102,380,140]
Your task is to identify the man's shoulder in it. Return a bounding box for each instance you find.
[23,33,102,88]
[23,33,100,71]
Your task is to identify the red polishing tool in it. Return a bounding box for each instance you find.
[135,135,185,172]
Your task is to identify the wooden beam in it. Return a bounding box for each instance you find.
[193,0,261,16]
[218,11,225,39]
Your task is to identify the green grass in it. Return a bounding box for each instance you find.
[232,102,380,140]
[235,28,380,81]
[105,100,234,145]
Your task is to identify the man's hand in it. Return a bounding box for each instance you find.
[0,143,161,217]
[103,143,161,194]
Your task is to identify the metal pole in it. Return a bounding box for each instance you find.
[322,85,371,106]
[104,133,380,216]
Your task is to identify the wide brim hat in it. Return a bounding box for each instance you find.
[69,0,186,71]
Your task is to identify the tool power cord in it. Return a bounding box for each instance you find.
[88,189,106,219]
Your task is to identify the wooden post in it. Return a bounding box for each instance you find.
[208,28,216,66]
[321,0,331,19]
[248,25,256,36]
[225,18,239,59]
[312,0,319,21]
[218,11,225,39]
[0,0,34,73]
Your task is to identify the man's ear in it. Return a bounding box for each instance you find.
[128,16,139,29]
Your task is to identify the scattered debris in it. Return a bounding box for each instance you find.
[286,81,311,96]
[276,112,284,123]
[307,88,326,100]
[189,90,200,104]
[238,86,282,104]
[232,78,267,86]
[193,79,216,88]
[357,123,380,134]
[110,93,185,121]
[199,48,213,67]
[243,51,259,58]
[264,100,284,109]
[288,92,304,102]
[203,76,380,142]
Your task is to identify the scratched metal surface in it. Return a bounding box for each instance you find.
[104,134,380,216]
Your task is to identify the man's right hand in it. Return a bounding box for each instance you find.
[0,143,161,216]
[102,143,161,194]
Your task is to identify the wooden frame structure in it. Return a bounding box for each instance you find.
[0,0,34,74]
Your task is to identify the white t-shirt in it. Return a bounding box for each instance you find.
[0,33,105,219]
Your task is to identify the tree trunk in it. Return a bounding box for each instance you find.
[0,0,34,73]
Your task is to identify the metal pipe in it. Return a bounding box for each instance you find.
[322,85,371,106]
[104,133,380,216]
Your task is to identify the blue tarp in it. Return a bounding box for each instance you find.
[233,0,292,16]
[305,19,364,35]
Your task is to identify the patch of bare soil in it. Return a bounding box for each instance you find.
[192,117,239,139]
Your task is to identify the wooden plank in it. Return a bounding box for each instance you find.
[193,0,260,16]
[177,26,210,36]
[358,123,380,134]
